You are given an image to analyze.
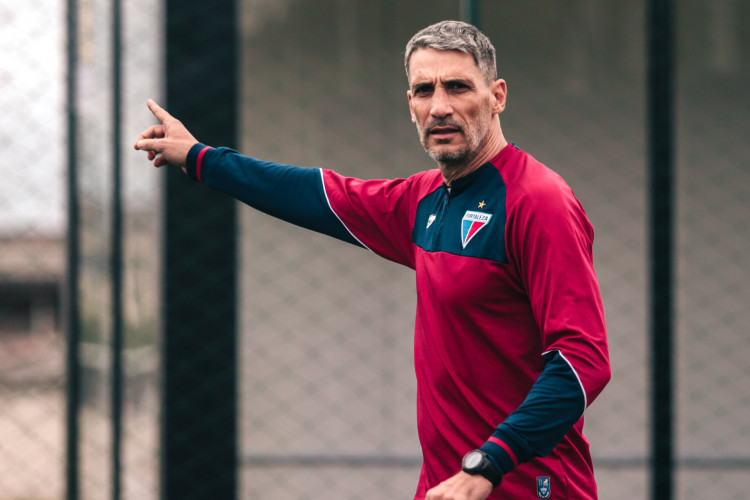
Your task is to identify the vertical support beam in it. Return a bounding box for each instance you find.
[647,0,675,498]
[460,0,481,28]
[110,0,124,499]
[161,1,238,499]
[64,0,81,499]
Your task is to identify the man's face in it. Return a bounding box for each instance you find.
[407,48,499,166]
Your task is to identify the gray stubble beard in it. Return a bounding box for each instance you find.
[416,107,492,168]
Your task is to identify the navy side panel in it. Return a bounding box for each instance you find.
[185,143,361,247]
[412,163,508,264]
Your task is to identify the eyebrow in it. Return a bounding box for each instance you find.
[443,77,474,87]
[410,77,475,91]
[410,81,432,91]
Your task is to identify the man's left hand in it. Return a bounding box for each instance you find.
[134,99,198,171]
[425,471,493,500]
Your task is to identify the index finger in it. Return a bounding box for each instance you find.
[147,98,172,124]
[133,124,164,149]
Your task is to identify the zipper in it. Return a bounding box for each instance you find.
[435,186,452,247]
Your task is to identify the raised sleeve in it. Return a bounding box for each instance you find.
[184,143,361,246]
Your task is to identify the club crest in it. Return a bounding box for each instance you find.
[461,211,492,248]
[536,476,551,499]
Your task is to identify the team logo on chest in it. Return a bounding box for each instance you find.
[461,210,492,248]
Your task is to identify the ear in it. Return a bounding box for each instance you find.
[490,79,507,115]
[407,89,417,123]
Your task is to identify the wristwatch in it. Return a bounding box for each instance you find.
[461,449,503,488]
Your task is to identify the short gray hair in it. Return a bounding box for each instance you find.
[404,20,497,84]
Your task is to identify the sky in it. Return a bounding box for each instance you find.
[0,0,65,236]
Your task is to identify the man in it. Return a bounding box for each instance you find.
[135,20,610,500]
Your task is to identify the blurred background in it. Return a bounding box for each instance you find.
[1,0,748,499]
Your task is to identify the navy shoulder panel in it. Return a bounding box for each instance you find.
[412,164,508,264]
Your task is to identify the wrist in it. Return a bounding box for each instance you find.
[185,143,211,181]
[461,449,503,488]
[480,434,519,477]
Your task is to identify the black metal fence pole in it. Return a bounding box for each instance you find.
[460,0,481,28]
[647,0,675,498]
[110,0,124,498]
[65,0,80,499]
[161,1,239,499]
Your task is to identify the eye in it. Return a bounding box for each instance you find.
[412,84,433,96]
[446,81,471,92]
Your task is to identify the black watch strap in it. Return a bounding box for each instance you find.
[461,449,503,488]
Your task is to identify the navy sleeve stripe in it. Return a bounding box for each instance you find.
[545,348,587,410]
[318,169,372,251]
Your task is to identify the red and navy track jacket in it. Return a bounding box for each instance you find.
[185,142,611,500]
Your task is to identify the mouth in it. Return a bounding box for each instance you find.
[428,125,462,140]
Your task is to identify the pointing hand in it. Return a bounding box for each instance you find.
[134,99,198,171]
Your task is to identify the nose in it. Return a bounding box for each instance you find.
[430,88,453,119]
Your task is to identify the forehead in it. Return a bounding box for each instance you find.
[408,48,482,84]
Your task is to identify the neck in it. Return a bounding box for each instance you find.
[439,127,507,186]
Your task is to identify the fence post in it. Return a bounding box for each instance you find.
[162,1,238,499]
[460,0,481,28]
[110,0,124,498]
[65,0,81,498]
[647,0,675,498]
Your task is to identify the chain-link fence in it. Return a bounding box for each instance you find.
[74,0,163,498]
[1,0,162,498]
[1,1,748,499]
[673,3,750,497]
[1,1,66,498]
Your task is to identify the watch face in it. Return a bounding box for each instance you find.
[463,451,483,469]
